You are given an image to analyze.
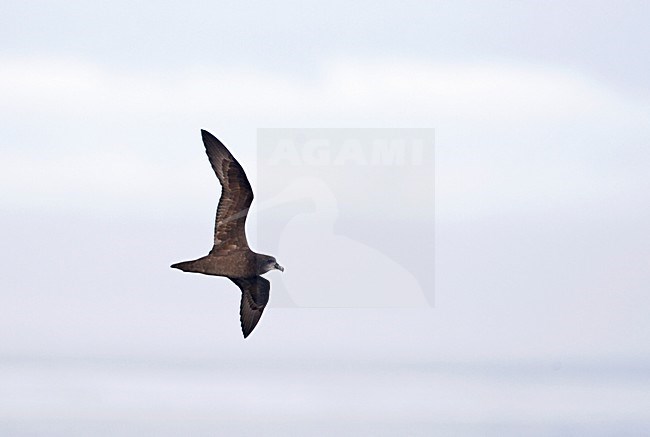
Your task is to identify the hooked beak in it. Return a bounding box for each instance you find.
[274,262,285,272]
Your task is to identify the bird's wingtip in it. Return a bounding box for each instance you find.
[241,321,255,339]
[241,324,252,338]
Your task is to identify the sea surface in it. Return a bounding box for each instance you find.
[1,354,649,436]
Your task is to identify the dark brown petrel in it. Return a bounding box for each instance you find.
[171,130,284,338]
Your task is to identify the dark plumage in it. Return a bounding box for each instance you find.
[171,130,284,338]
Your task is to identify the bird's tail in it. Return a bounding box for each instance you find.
[170,260,199,272]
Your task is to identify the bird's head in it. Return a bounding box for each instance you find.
[258,255,284,274]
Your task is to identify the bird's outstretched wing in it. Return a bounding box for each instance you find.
[201,129,253,251]
[230,276,270,338]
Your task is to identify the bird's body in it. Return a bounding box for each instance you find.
[171,130,283,338]
[172,250,270,278]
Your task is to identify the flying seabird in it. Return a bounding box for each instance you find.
[171,130,284,338]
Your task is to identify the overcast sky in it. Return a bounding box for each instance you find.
[1,1,650,435]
